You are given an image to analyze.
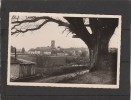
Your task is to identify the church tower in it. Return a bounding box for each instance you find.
[51,40,55,48]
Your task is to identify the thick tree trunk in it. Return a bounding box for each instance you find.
[90,43,109,71]
[88,18,118,72]
[89,35,110,72]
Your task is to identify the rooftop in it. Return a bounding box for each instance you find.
[11,57,36,65]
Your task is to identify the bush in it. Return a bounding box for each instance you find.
[35,55,51,68]
[65,56,89,65]
[35,65,89,77]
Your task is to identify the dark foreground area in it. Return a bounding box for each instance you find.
[60,70,116,84]
[12,52,117,85]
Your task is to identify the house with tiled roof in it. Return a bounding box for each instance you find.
[10,57,36,81]
[28,46,52,55]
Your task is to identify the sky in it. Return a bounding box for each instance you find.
[11,22,88,51]
[10,15,121,51]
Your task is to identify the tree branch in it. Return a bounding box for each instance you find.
[11,16,70,34]
[11,20,50,35]
[64,17,92,47]
[62,27,69,34]
[64,17,91,37]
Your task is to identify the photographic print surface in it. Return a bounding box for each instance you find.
[7,12,121,88]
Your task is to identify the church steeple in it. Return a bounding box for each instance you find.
[51,40,55,49]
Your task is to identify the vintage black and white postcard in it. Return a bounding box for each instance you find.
[7,12,121,89]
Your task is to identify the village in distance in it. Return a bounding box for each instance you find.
[10,40,91,83]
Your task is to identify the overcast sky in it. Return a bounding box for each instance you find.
[11,22,87,51]
[10,14,120,51]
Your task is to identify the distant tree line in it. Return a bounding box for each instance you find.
[11,46,25,53]
[11,46,16,53]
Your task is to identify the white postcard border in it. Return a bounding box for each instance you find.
[7,12,122,89]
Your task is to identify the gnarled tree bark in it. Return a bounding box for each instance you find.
[88,18,118,71]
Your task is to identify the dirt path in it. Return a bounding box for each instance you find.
[32,70,89,83]
[62,70,116,84]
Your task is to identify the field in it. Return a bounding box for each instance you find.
[14,54,90,77]
[16,54,90,66]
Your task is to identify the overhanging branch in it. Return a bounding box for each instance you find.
[11,16,70,34]
[11,20,50,35]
